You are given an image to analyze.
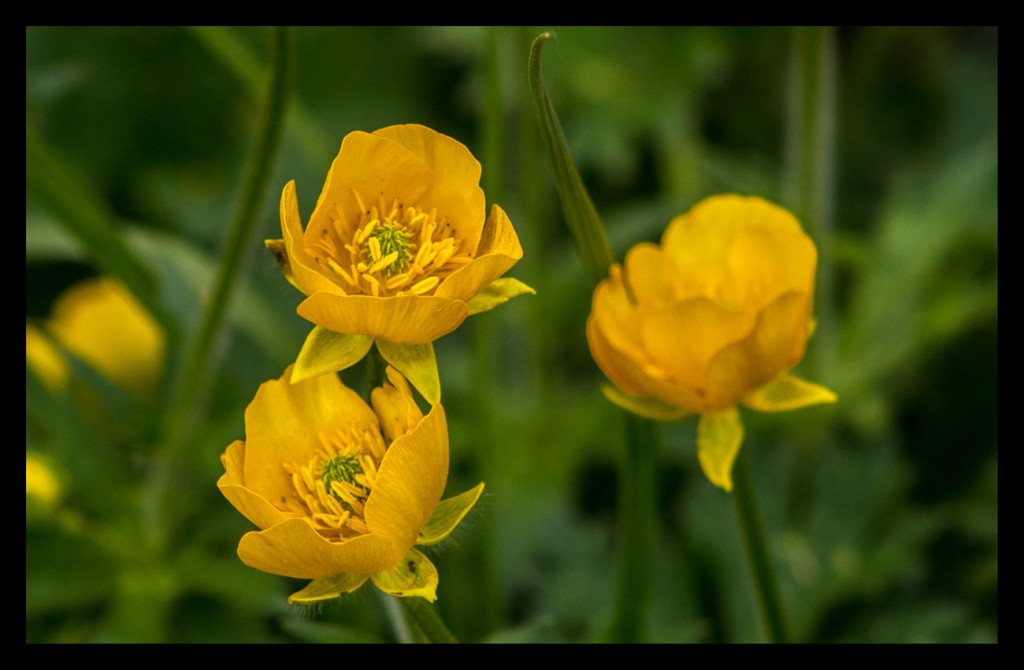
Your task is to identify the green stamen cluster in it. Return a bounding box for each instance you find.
[321,454,363,496]
[367,223,413,277]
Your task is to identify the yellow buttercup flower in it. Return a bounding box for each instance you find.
[218,365,484,603]
[268,124,533,403]
[30,277,165,396]
[587,194,836,491]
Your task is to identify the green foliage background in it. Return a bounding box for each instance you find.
[26,26,997,643]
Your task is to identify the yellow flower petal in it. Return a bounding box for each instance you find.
[371,547,439,602]
[417,482,485,546]
[639,297,757,411]
[305,130,432,249]
[278,181,343,297]
[297,293,469,345]
[704,291,811,411]
[696,409,745,492]
[288,572,370,605]
[375,340,440,405]
[237,519,403,579]
[365,404,448,548]
[661,194,816,310]
[434,204,524,302]
[586,306,681,401]
[622,243,686,308]
[373,124,487,256]
[217,439,291,531]
[742,374,838,412]
[292,327,374,384]
[242,366,378,503]
[371,364,426,443]
[589,264,647,366]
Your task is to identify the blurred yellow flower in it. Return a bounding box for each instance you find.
[26,452,62,507]
[587,195,836,491]
[28,277,165,396]
[218,365,483,603]
[26,324,69,392]
[268,124,533,402]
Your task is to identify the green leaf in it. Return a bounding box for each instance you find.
[528,32,616,287]
[696,409,745,492]
[600,383,691,422]
[418,482,486,546]
[288,572,369,605]
[375,340,440,404]
[743,374,837,412]
[371,548,439,602]
[293,327,373,383]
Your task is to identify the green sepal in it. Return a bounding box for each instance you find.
[600,384,691,422]
[742,374,837,413]
[696,409,745,492]
[292,327,373,384]
[466,277,536,315]
[288,572,369,605]
[417,482,485,546]
[371,548,439,602]
[528,32,615,287]
[375,340,440,405]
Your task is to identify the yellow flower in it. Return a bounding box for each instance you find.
[268,124,533,403]
[218,365,484,603]
[26,324,69,392]
[587,194,836,491]
[26,452,62,507]
[28,277,165,396]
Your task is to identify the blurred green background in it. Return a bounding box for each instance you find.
[26,26,997,643]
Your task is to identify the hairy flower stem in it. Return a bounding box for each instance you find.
[400,597,458,644]
[606,414,657,642]
[731,445,789,642]
[144,26,292,552]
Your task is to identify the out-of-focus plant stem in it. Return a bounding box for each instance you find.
[785,26,837,381]
[528,31,655,643]
[732,445,789,642]
[145,26,292,553]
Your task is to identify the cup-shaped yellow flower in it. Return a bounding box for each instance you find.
[218,365,484,603]
[587,194,836,491]
[268,124,534,403]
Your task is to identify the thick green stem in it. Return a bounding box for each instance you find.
[731,445,788,642]
[400,597,458,644]
[606,413,657,642]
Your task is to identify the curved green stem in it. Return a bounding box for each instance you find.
[166,26,292,428]
[606,413,657,642]
[731,445,788,642]
[143,26,292,552]
[400,597,458,644]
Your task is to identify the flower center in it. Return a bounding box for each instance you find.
[278,425,386,542]
[363,223,412,278]
[312,191,475,298]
